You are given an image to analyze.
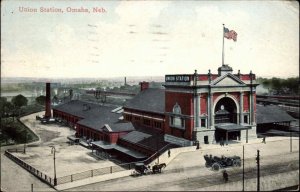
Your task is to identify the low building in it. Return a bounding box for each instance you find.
[53,100,134,143]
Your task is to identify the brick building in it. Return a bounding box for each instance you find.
[52,64,261,160]
[53,100,134,144]
[124,65,259,146]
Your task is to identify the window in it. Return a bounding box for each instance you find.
[173,103,181,114]
[125,115,132,121]
[143,119,151,126]
[174,117,182,127]
[244,115,248,124]
[154,121,162,129]
[170,103,185,129]
[134,116,141,121]
[201,119,206,127]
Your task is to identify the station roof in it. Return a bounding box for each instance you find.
[119,125,171,151]
[124,88,165,114]
[91,141,147,159]
[53,100,135,132]
[256,104,295,124]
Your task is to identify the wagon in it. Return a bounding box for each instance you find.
[204,154,241,171]
[133,163,151,176]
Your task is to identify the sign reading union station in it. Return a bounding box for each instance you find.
[165,75,191,82]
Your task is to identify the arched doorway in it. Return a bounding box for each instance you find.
[214,97,240,142]
[214,97,237,124]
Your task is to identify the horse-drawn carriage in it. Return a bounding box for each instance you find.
[132,162,167,176]
[204,154,241,171]
[152,163,166,174]
[133,163,151,175]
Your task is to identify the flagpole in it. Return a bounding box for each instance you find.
[222,24,225,66]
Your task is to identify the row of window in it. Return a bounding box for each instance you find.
[124,115,163,129]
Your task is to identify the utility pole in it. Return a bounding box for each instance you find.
[256,150,260,191]
[50,146,57,186]
[290,124,292,152]
[23,131,27,154]
[242,145,245,191]
[157,133,159,164]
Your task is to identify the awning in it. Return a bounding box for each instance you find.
[67,135,80,142]
[215,123,251,132]
[91,141,116,150]
[113,145,147,159]
[91,141,147,159]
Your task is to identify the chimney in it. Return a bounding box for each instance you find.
[140,81,149,91]
[45,82,52,118]
[124,77,127,86]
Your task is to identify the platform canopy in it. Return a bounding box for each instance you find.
[91,141,147,159]
[215,123,251,132]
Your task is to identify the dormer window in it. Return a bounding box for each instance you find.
[170,103,185,129]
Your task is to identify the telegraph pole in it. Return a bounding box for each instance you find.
[256,150,260,191]
[290,124,292,152]
[242,145,245,191]
[50,146,57,186]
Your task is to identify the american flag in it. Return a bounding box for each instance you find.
[224,27,237,42]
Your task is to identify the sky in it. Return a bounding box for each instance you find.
[1,0,299,79]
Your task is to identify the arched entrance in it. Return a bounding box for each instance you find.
[214,96,240,142]
[214,97,237,124]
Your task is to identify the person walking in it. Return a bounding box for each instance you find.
[168,149,171,158]
[262,136,266,144]
[220,138,224,146]
[223,170,228,182]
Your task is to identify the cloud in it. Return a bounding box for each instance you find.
[1,1,298,78]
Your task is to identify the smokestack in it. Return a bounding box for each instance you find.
[124,77,127,86]
[45,82,52,118]
[140,81,149,91]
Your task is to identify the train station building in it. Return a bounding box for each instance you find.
[51,64,297,161]
[53,64,260,148]
[124,64,259,146]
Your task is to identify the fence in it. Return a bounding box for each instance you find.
[4,150,54,186]
[6,148,25,153]
[56,162,131,185]
[5,143,183,186]
[56,144,173,185]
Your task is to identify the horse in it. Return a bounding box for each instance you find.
[152,163,166,174]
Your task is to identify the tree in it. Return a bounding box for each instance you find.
[35,95,46,105]
[52,95,58,103]
[0,97,8,117]
[271,77,282,93]
[11,94,28,108]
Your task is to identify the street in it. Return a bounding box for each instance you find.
[65,150,299,191]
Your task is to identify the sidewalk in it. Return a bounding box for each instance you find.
[166,136,299,171]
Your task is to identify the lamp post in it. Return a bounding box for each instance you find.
[50,146,57,186]
[23,130,27,154]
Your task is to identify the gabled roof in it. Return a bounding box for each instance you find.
[102,122,135,132]
[256,104,295,124]
[124,88,165,114]
[53,100,134,132]
[212,73,246,86]
[119,128,170,151]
